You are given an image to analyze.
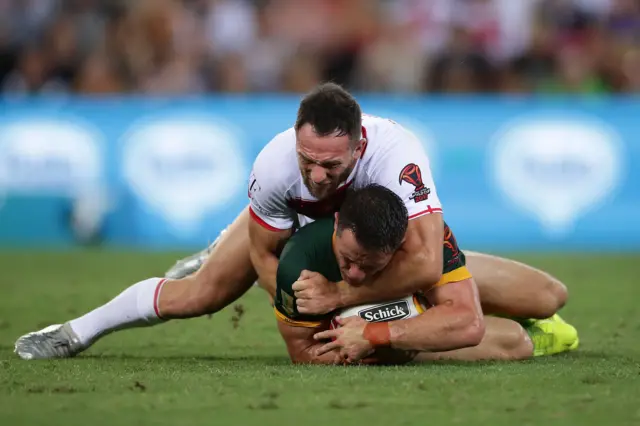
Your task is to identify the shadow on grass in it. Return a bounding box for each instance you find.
[76,349,619,367]
[5,347,634,368]
[78,353,292,366]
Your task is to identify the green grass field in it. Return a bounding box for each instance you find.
[1,251,639,426]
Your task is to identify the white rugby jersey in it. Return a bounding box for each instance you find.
[248,114,442,231]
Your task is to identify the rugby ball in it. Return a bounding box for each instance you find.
[330,293,428,329]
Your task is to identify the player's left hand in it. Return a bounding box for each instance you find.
[293,270,340,315]
[313,316,374,364]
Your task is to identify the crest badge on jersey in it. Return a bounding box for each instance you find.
[278,290,293,315]
[399,163,430,203]
[247,172,261,199]
[443,223,461,266]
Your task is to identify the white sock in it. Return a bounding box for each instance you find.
[68,277,167,346]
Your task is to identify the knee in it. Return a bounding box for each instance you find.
[503,325,534,361]
[535,277,568,318]
[549,278,568,310]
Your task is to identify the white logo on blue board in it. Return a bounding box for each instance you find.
[492,118,623,236]
[122,118,247,234]
[0,119,103,195]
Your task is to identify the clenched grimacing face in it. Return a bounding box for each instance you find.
[332,222,394,286]
[296,123,365,200]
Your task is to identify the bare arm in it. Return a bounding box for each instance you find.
[338,213,444,307]
[277,321,342,365]
[313,278,485,362]
[332,121,446,309]
[248,217,292,296]
[388,278,485,352]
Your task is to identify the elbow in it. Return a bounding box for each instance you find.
[290,355,315,365]
[291,357,337,366]
[289,350,338,366]
[426,269,443,288]
[249,245,269,266]
[289,349,314,365]
[458,313,485,348]
[415,252,442,286]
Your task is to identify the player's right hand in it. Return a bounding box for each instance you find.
[313,316,375,363]
[292,270,340,315]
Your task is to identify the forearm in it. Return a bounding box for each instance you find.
[339,250,441,307]
[337,213,445,307]
[248,219,292,297]
[290,344,342,365]
[280,329,342,365]
[386,304,485,352]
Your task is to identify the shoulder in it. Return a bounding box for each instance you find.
[360,114,426,176]
[362,114,424,156]
[251,127,299,191]
[249,128,300,212]
[360,114,441,215]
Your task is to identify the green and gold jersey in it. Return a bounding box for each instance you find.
[274,218,471,328]
[274,218,340,327]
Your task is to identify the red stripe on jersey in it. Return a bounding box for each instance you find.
[409,206,443,220]
[249,206,288,232]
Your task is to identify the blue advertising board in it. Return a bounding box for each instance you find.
[0,96,638,251]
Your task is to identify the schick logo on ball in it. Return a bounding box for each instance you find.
[492,117,624,236]
[358,301,410,322]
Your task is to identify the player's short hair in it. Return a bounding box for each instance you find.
[337,184,408,254]
[295,82,362,144]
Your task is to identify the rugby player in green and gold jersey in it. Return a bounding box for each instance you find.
[274,184,578,365]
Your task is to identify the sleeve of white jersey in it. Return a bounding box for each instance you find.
[371,128,442,220]
[247,155,296,232]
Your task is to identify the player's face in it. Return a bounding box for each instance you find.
[296,124,365,199]
[333,228,394,286]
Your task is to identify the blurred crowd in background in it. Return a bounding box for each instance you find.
[0,0,639,95]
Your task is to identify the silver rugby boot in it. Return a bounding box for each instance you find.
[14,323,85,360]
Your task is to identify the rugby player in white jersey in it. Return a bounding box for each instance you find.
[14,83,576,360]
